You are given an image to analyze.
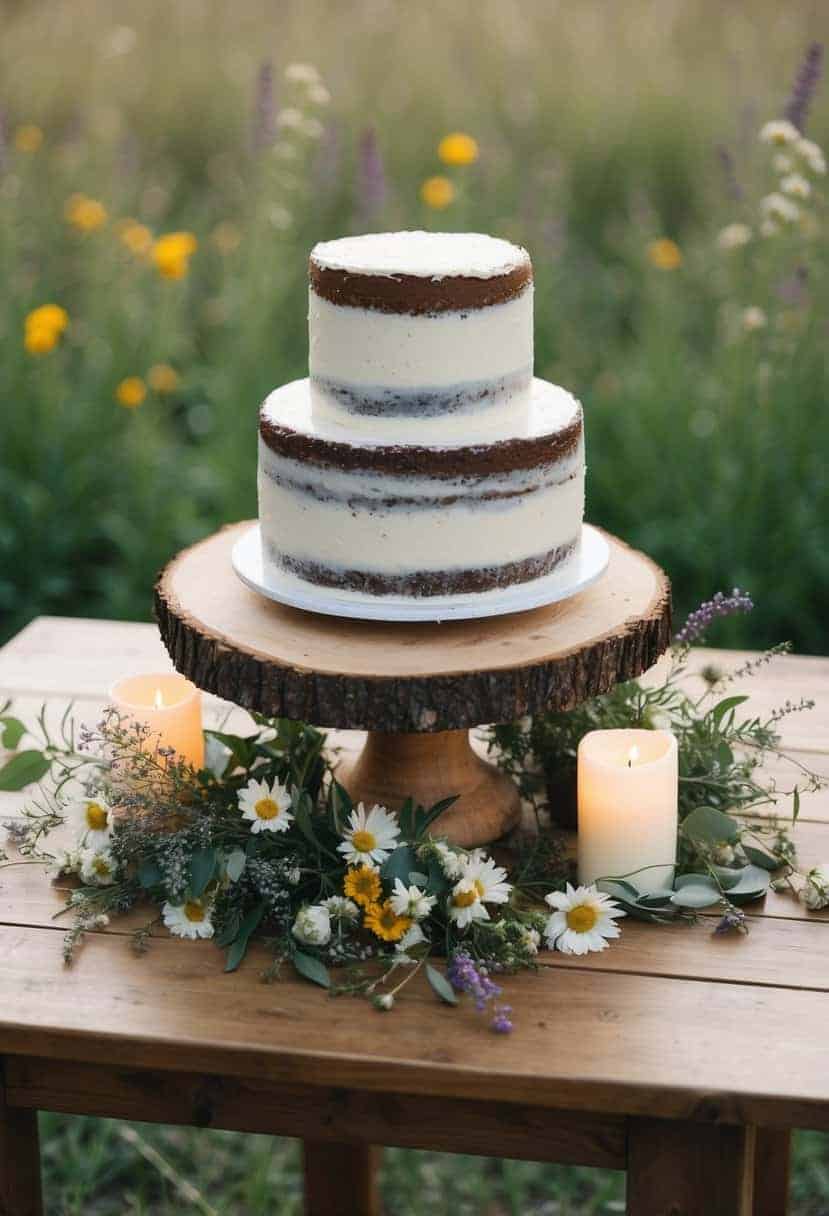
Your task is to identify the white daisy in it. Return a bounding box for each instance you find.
[716,222,752,250]
[773,152,795,174]
[68,797,112,846]
[79,846,118,887]
[50,847,81,879]
[796,137,826,175]
[292,904,331,946]
[284,62,321,85]
[237,777,293,834]
[396,921,427,954]
[780,172,811,199]
[163,897,215,940]
[277,107,304,130]
[447,878,490,929]
[520,926,541,955]
[759,118,800,146]
[301,117,325,140]
[742,306,767,333]
[543,883,625,955]
[390,878,436,921]
[338,803,400,867]
[760,217,780,238]
[761,192,800,224]
[307,83,331,106]
[321,895,360,922]
[430,840,465,880]
[460,854,512,906]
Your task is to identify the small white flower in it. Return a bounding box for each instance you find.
[284,62,320,85]
[396,922,427,957]
[301,117,324,139]
[79,846,118,887]
[712,842,737,865]
[798,865,829,911]
[431,840,465,880]
[759,119,800,146]
[717,222,752,250]
[292,904,331,946]
[761,192,800,224]
[50,847,81,879]
[796,137,826,175]
[237,777,293,834]
[163,897,215,940]
[92,913,110,929]
[322,895,360,922]
[741,306,768,333]
[544,883,625,955]
[68,798,112,846]
[307,83,331,106]
[447,878,490,929]
[338,803,400,867]
[460,854,512,906]
[773,152,795,174]
[277,107,305,130]
[373,993,395,1010]
[760,217,780,238]
[520,926,541,955]
[287,866,302,886]
[780,172,811,199]
[390,878,436,921]
[267,203,293,229]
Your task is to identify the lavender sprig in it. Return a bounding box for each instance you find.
[446,949,513,1033]
[357,127,386,222]
[675,588,754,646]
[784,41,824,133]
[251,59,276,154]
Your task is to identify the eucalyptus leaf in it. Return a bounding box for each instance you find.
[189,847,218,899]
[426,963,459,1006]
[597,878,641,901]
[415,794,459,838]
[381,844,418,887]
[636,889,676,908]
[741,844,781,873]
[0,749,50,791]
[293,951,331,989]
[0,716,25,749]
[407,871,429,887]
[670,884,723,909]
[726,865,771,904]
[709,865,746,890]
[223,900,266,972]
[137,859,163,889]
[225,849,247,882]
[674,872,717,889]
[682,805,739,846]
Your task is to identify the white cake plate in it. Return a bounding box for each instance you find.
[231,523,610,623]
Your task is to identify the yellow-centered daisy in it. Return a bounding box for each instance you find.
[163,897,215,940]
[237,776,293,834]
[338,802,400,866]
[364,899,412,943]
[343,864,382,908]
[543,883,625,955]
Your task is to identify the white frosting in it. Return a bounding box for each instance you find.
[310,231,530,280]
[309,285,533,396]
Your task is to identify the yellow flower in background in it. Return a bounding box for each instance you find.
[148,363,179,394]
[115,377,147,409]
[14,124,43,153]
[117,218,154,256]
[24,304,69,355]
[438,132,479,166]
[65,193,108,232]
[153,231,198,280]
[210,221,242,255]
[647,238,683,270]
[420,175,455,209]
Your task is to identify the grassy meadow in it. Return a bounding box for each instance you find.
[3,1,829,1211]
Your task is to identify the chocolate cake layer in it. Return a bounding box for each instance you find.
[259,406,583,479]
[312,367,532,418]
[272,539,578,597]
[309,260,533,315]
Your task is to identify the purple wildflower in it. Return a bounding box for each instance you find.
[674,588,754,646]
[714,904,748,935]
[447,950,513,1032]
[784,42,824,133]
[357,127,386,222]
[491,1004,513,1034]
[251,59,276,154]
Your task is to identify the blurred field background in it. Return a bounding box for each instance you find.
[3,0,829,1210]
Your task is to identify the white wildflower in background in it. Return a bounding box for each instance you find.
[447,878,490,928]
[284,63,320,85]
[79,846,118,887]
[520,926,541,955]
[761,192,800,224]
[238,776,293,834]
[742,306,768,333]
[163,897,215,940]
[292,904,332,946]
[307,84,331,106]
[321,895,360,922]
[277,107,305,130]
[69,797,112,846]
[773,153,795,174]
[796,137,826,175]
[390,878,436,921]
[301,117,325,139]
[760,218,780,238]
[543,884,625,955]
[798,865,829,911]
[717,222,752,250]
[759,119,800,146]
[338,803,400,866]
[267,204,293,229]
[461,854,513,906]
[780,173,811,199]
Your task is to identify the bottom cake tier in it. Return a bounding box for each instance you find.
[257,377,585,599]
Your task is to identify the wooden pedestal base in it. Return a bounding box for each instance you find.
[335,729,522,848]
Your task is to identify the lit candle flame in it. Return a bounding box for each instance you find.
[153,688,165,709]
[627,744,640,768]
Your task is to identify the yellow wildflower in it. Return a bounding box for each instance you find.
[115,377,147,409]
[647,238,683,271]
[152,231,198,280]
[27,304,69,334]
[343,864,382,909]
[25,324,58,355]
[420,175,456,210]
[64,194,108,233]
[24,304,69,355]
[14,124,43,154]
[117,218,154,257]
[210,221,242,255]
[437,132,479,166]
[363,899,412,943]
[147,363,179,394]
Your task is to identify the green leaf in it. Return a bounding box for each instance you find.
[329,779,352,832]
[597,878,641,901]
[189,847,218,899]
[726,865,771,904]
[380,844,418,887]
[710,695,749,729]
[426,963,459,1006]
[137,859,163,889]
[793,788,800,824]
[0,717,25,749]
[203,729,256,770]
[635,888,676,908]
[0,749,50,791]
[709,865,745,890]
[223,901,266,972]
[415,795,459,839]
[292,790,322,851]
[670,882,722,909]
[225,849,246,882]
[408,870,429,887]
[293,951,331,989]
[742,844,781,872]
[682,805,739,846]
[214,911,242,948]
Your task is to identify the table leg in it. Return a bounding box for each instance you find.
[627,1117,755,1216]
[302,1141,381,1216]
[752,1128,791,1216]
[0,1077,43,1216]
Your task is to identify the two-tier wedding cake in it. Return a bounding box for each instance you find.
[256,230,585,611]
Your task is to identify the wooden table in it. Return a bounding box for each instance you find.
[1,617,828,1216]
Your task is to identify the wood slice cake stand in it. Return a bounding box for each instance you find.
[155,522,671,848]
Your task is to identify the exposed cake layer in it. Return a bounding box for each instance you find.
[258,377,584,598]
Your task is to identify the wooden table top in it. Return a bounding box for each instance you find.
[1,617,828,1132]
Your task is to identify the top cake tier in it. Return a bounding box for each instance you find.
[308,231,534,443]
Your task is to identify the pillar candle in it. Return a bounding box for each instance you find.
[109,673,205,770]
[577,729,678,894]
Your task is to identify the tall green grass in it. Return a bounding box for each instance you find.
[2,0,828,650]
